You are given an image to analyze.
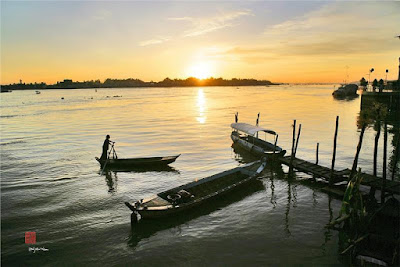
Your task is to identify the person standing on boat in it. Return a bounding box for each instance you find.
[100,135,112,160]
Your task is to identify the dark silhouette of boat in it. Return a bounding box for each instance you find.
[128,178,265,247]
[332,84,358,97]
[101,164,179,173]
[125,160,266,219]
[95,154,180,169]
[231,142,260,164]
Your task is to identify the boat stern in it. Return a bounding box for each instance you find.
[125,196,176,219]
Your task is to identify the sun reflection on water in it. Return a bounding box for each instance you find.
[196,88,207,123]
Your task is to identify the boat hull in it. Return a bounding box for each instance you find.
[125,160,266,219]
[96,154,180,168]
[231,132,285,158]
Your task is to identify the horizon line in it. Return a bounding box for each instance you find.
[2,76,351,86]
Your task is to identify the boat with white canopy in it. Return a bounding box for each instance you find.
[231,114,286,158]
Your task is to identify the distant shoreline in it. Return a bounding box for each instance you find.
[1,77,282,91]
[0,83,344,92]
[2,84,282,91]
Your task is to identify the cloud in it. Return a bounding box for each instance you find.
[213,2,399,64]
[262,2,400,55]
[139,37,170,46]
[169,9,253,37]
[92,9,112,20]
[206,46,280,64]
[139,9,252,46]
[167,17,192,21]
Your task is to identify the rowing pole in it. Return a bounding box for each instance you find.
[100,141,115,175]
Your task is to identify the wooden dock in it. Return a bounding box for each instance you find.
[278,156,400,195]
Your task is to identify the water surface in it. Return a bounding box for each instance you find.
[1,85,397,265]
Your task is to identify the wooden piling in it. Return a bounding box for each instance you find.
[294,124,302,156]
[381,122,387,203]
[370,120,381,197]
[289,120,296,178]
[329,116,339,186]
[373,121,381,177]
[273,134,278,154]
[350,124,366,181]
[316,143,319,165]
[392,134,400,180]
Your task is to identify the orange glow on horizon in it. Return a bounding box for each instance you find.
[186,61,215,80]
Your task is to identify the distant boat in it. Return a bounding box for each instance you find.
[230,122,286,158]
[125,160,266,219]
[35,91,41,94]
[332,84,358,97]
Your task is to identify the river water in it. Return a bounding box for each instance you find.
[1,85,398,265]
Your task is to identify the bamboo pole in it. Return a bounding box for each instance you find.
[381,122,387,203]
[316,143,319,165]
[329,116,339,186]
[294,124,302,156]
[289,120,296,178]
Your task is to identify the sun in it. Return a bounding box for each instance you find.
[186,61,214,79]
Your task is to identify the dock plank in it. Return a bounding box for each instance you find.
[278,156,400,195]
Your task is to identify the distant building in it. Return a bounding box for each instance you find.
[55,79,74,88]
[60,79,73,85]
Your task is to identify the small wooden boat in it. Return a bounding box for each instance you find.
[95,154,180,168]
[231,122,286,158]
[125,160,266,219]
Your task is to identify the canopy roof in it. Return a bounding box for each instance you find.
[231,123,276,136]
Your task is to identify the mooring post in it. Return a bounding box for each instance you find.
[316,143,319,165]
[350,124,366,181]
[289,120,296,178]
[392,134,400,180]
[329,116,339,186]
[373,121,381,177]
[273,134,278,154]
[370,119,381,197]
[294,124,302,156]
[381,122,387,203]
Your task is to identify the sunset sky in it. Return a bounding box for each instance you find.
[1,1,399,84]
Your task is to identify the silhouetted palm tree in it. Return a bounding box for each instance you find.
[360,77,367,87]
[372,79,378,92]
[378,79,384,92]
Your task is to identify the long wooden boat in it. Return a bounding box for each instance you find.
[95,154,180,168]
[231,122,286,158]
[125,160,266,219]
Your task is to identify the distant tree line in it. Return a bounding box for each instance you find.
[1,77,276,91]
